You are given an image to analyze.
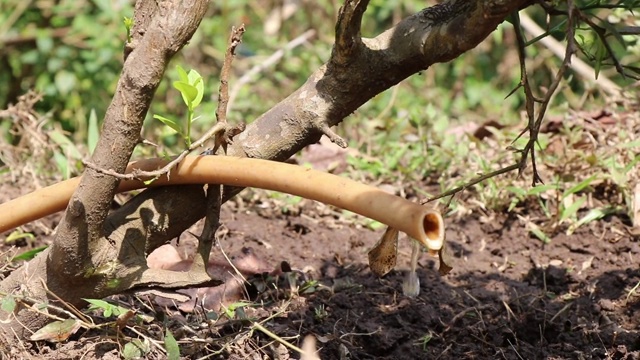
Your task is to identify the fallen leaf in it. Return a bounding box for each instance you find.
[368,226,399,277]
[30,319,82,342]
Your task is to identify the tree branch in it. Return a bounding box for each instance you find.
[1,0,534,342]
[50,0,209,279]
[104,0,532,255]
[333,0,369,66]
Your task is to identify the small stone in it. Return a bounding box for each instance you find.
[549,259,563,267]
[598,299,616,312]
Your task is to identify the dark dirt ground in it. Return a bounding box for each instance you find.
[1,104,639,359]
[2,180,639,359]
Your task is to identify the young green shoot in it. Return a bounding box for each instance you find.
[153,65,205,148]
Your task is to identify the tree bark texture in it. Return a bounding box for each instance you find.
[0,0,533,344]
[1,0,209,343]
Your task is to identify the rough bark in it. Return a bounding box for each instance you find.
[1,0,209,343]
[0,0,533,344]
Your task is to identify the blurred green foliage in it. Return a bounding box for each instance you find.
[0,0,637,155]
[0,0,132,139]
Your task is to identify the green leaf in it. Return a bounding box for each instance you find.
[54,70,77,96]
[567,207,616,235]
[123,16,134,29]
[87,109,99,154]
[1,295,16,312]
[143,177,159,186]
[618,139,640,149]
[11,246,48,261]
[599,19,626,48]
[529,226,551,244]
[173,81,197,106]
[187,69,204,108]
[30,319,82,342]
[48,130,83,160]
[506,186,526,197]
[84,298,128,318]
[5,230,35,244]
[526,184,558,196]
[563,175,597,197]
[175,65,189,83]
[123,339,148,360]
[153,114,182,134]
[53,151,70,180]
[560,196,587,223]
[164,329,180,360]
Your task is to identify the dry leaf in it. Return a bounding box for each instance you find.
[30,319,82,342]
[438,239,453,276]
[368,226,399,277]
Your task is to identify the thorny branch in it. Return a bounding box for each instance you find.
[538,0,639,80]
[425,1,584,203]
[575,11,626,78]
[511,0,577,186]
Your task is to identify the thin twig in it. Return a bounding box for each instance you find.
[211,24,246,155]
[40,278,92,324]
[252,322,307,356]
[127,325,167,354]
[424,163,520,204]
[196,25,247,275]
[84,122,227,181]
[509,1,577,186]
[227,29,316,112]
[215,24,245,124]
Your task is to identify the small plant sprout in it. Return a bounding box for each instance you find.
[83,298,131,319]
[221,301,250,320]
[313,304,328,321]
[402,239,421,297]
[123,16,133,43]
[153,65,205,148]
[415,331,434,351]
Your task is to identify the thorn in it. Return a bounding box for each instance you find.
[320,124,348,148]
[138,137,158,147]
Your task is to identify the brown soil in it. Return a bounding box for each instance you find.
[2,183,639,359]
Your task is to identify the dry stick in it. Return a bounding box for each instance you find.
[575,10,626,77]
[227,29,316,112]
[84,122,228,181]
[511,4,577,186]
[39,279,92,324]
[518,13,620,95]
[0,156,445,252]
[211,24,246,154]
[424,163,520,204]
[1,290,88,328]
[252,322,307,356]
[196,24,246,273]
